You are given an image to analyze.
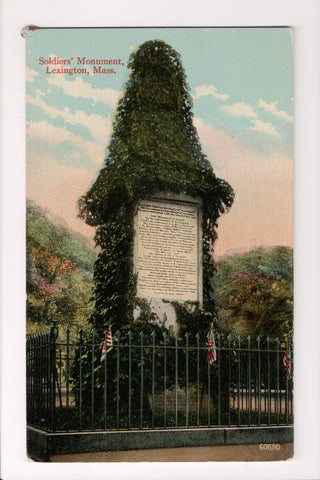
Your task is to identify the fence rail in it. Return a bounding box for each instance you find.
[26,327,293,433]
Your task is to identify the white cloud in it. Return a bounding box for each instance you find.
[47,75,120,107]
[250,118,281,138]
[220,101,284,138]
[26,94,111,143]
[193,117,293,256]
[27,120,105,166]
[26,67,39,83]
[193,84,229,101]
[258,99,293,122]
[221,102,257,118]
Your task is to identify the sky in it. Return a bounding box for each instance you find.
[26,27,293,258]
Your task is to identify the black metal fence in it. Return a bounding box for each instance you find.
[26,327,293,433]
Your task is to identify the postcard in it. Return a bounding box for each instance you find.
[24,26,294,463]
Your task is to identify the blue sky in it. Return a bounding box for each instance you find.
[26,27,293,256]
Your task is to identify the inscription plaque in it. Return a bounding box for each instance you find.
[134,195,202,303]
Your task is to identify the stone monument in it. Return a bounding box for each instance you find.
[79,39,234,335]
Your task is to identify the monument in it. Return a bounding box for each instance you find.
[78,39,234,335]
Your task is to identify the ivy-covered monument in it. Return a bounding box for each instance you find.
[79,40,234,339]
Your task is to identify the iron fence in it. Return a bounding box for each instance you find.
[26,327,293,433]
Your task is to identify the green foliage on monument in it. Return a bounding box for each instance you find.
[78,40,234,337]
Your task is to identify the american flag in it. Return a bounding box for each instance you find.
[101,327,113,362]
[282,349,291,376]
[207,328,217,365]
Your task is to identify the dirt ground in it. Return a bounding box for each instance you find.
[50,443,293,462]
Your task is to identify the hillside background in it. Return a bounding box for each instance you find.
[26,200,96,339]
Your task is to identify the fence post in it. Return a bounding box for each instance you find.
[116,330,120,430]
[227,334,231,426]
[78,329,83,431]
[257,335,261,425]
[65,327,70,413]
[35,335,40,423]
[139,330,144,429]
[276,337,280,424]
[284,339,289,424]
[196,332,200,427]
[237,334,241,426]
[185,332,189,428]
[49,326,57,432]
[104,331,108,430]
[151,330,156,429]
[91,329,96,430]
[39,334,44,417]
[207,333,211,426]
[217,333,221,426]
[175,331,178,427]
[45,333,49,420]
[267,336,271,425]
[290,341,293,418]
[248,335,252,426]
[26,338,29,424]
[128,330,132,429]
[163,330,167,428]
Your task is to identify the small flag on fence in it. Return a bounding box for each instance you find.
[282,348,291,376]
[101,327,113,362]
[207,328,217,365]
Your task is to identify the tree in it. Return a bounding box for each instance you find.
[212,247,293,340]
[78,39,234,338]
[26,200,95,339]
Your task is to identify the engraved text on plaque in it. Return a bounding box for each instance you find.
[134,196,202,303]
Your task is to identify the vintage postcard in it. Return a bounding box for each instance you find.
[25,27,294,463]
